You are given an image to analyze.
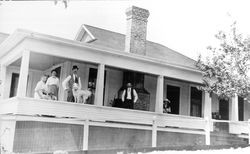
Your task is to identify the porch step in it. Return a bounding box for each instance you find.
[211,132,248,145]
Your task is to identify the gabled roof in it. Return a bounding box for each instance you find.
[0,32,9,45]
[75,24,197,69]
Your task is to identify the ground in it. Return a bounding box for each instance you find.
[139,146,250,154]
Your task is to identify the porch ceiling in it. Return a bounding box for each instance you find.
[10,52,67,71]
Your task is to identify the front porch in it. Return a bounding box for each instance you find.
[0,30,250,153]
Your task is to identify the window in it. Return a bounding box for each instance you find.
[219,99,229,120]
[190,87,202,117]
[9,73,19,98]
[238,96,244,121]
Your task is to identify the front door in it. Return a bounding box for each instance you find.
[167,85,180,114]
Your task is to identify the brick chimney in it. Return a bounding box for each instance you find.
[125,6,150,55]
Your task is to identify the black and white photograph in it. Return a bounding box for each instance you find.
[1,0,250,154]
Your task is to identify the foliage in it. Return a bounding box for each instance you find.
[196,22,250,99]
[54,0,68,8]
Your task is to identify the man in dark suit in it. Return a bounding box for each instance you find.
[121,83,138,109]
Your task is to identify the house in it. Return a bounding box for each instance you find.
[0,6,249,153]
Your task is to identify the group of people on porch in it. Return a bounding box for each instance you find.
[34,65,172,111]
[34,69,59,100]
[34,65,85,103]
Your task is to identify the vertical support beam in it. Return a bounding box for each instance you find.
[0,64,7,100]
[231,94,239,121]
[16,50,30,97]
[94,63,105,106]
[204,92,212,119]
[155,75,164,113]
[0,120,16,153]
[62,61,72,101]
[83,119,89,151]
[205,117,211,145]
[248,119,250,144]
[152,120,157,147]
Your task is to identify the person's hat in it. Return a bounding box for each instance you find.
[51,69,57,74]
[72,65,79,70]
[127,83,132,87]
[164,98,170,103]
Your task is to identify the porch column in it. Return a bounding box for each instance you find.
[155,75,164,113]
[17,50,30,97]
[231,94,239,121]
[204,92,212,119]
[0,64,7,100]
[94,63,105,106]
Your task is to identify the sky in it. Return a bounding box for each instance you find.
[1,0,250,60]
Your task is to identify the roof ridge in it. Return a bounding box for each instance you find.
[84,24,125,36]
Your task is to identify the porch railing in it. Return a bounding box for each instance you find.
[1,97,250,152]
[0,96,211,150]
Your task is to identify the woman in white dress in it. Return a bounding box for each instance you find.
[46,69,59,100]
[34,75,49,99]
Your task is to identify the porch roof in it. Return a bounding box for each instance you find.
[0,29,200,72]
[0,29,203,84]
[0,32,9,44]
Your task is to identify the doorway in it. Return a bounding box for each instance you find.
[166,85,180,114]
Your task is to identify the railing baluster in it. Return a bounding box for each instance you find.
[152,119,157,147]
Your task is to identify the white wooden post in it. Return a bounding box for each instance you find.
[205,116,211,145]
[83,119,89,150]
[248,119,250,144]
[204,92,212,119]
[16,50,30,97]
[62,61,72,101]
[0,64,7,100]
[155,75,164,113]
[152,120,157,147]
[231,94,239,121]
[94,63,105,106]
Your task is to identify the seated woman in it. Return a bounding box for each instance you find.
[46,69,59,100]
[34,74,49,99]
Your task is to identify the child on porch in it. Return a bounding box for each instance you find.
[163,98,171,113]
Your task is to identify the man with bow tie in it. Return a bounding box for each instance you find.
[121,82,138,109]
[62,65,82,102]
